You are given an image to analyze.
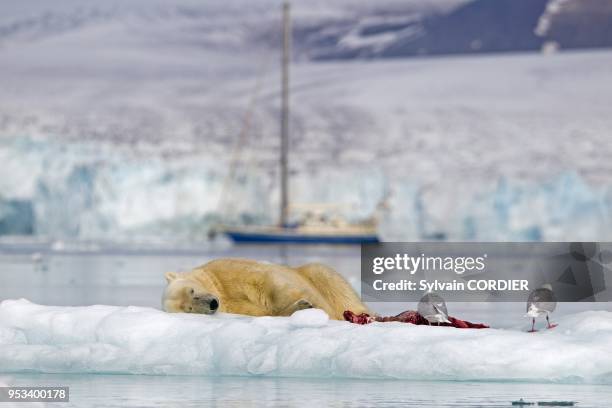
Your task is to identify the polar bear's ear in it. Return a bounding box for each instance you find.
[165,271,180,283]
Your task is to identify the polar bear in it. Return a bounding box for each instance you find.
[162,258,370,320]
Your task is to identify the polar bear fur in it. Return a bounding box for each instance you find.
[162,258,370,320]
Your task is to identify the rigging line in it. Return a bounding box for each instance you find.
[215,52,272,221]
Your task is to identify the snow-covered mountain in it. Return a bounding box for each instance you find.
[1,1,612,242]
[536,0,612,50]
[3,0,611,61]
[301,0,550,59]
[297,0,612,59]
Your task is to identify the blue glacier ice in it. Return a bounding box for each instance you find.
[1,299,612,382]
[2,135,612,241]
[381,172,612,241]
[455,173,612,241]
[0,137,387,241]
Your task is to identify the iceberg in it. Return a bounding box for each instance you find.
[1,299,612,383]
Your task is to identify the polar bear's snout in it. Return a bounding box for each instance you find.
[192,293,219,314]
[162,272,222,314]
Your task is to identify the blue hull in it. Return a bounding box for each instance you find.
[226,231,379,244]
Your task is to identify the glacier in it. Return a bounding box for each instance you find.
[1,299,612,383]
[1,0,612,242]
[2,134,612,241]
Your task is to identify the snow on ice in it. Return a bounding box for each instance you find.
[1,299,611,383]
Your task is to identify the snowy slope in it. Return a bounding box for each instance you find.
[1,299,612,382]
[2,50,612,241]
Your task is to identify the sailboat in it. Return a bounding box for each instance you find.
[215,2,380,244]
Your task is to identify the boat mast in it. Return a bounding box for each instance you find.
[280,1,291,227]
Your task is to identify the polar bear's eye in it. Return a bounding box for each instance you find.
[189,288,195,295]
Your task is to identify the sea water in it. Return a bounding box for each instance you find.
[3,374,612,408]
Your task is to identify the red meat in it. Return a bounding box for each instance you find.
[343,310,489,329]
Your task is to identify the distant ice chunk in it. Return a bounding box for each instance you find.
[1,299,612,382]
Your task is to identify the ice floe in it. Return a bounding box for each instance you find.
[1,299,611,383]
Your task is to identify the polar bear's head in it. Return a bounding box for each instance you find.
[162,272,220,314]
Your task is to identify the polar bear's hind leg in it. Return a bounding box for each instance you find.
[295,263,371,319]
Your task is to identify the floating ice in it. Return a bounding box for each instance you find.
[1,299,612,382]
